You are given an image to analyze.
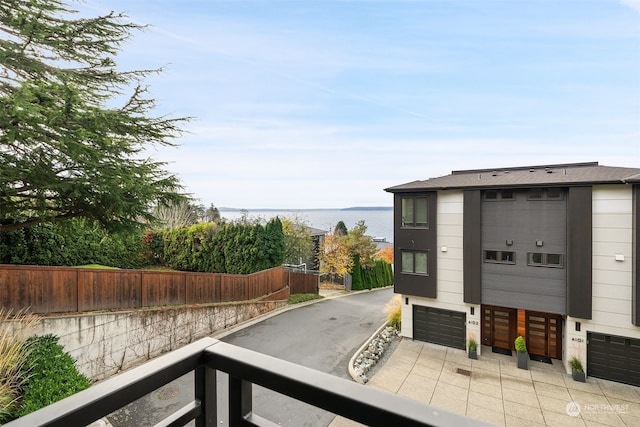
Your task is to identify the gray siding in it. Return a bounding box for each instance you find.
[633,185,639,326]
[481,189,567,314]
[463,190,482,303]
[566,186,592,319]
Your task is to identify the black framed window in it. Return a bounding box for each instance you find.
[527,252,564,268]
[483,250,515,264]
[484,189,515,201]
[401,197,428,227]
[401,250,428,275]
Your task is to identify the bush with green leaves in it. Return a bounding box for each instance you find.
[351,258,393,290]
[0,219,146,268]
[14,334,90,418]
[160,218,285,274]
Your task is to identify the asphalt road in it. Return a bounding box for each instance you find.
[107,287,394,427]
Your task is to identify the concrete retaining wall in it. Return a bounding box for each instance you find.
[25,301,286,381]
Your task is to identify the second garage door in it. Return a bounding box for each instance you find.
[413,305,466,350]
[587,332,640,387]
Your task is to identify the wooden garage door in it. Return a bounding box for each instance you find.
[587,332,640,387]
[413,305,466,350]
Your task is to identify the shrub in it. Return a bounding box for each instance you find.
[569,356,584,373]
[514,336,527,353]
[15,335,90,417]
[385,295,402,329]
[0,310,37,424]
[288,294,323,304]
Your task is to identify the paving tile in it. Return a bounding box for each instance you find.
[617,412,640,426]
[502,374,536,394]
[538,394,575,415]
[396,373,436,405]
[468,389,505,413]
[530,368,566,386]
[503,388,541,409]
[568,389,613,407]
[503,400,545,423]
[597,380,640,403]
[466,402,506,426]
[505,414,546,427]
[430,381,469,405]
[605,398,640,418]
[501,363,534,381]
[429,393,467,416]
[398,339,425,354]
[578,404,625,427]
[438,369,471,389]
[534,381,572,400]
[564,376,606,394]
[470,377,503,398]
[409,362,442,380]
[541,410,587,427]
[365,365,407,393]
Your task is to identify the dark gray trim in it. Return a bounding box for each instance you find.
[463,190,482,303]
[633,185,640,326]
[566,186,592,319]
[393,192,437,298]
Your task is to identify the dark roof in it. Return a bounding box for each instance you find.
[385,162,640,193]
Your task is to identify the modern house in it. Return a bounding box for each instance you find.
[385,162,640,386]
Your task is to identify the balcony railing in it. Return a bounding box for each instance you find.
[5,337,487,427]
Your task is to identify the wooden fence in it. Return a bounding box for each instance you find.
[0,265,303,315]
[287,271,320,295]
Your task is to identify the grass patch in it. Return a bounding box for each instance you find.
[288,293,323,305]
[74,264,119,269]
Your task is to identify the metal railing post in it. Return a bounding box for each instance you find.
[228,376,252,426]
[194,365,217,427]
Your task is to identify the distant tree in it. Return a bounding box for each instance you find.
[318,234,353,283]
[334,221,348,237]
[204,204,221,223]
[152,201,201,229]
[281,215,313,265]
[0,0,188,233]
[378,247,394,264]
[343,221,377,267]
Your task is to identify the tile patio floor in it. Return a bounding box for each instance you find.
[330,339,640,427]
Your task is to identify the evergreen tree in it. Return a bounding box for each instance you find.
[334,221,348,237]
[0,0,188,233]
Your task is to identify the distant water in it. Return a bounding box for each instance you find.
[221,209,393,243]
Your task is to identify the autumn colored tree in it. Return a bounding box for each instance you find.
[318,234,353,284]
[378,247,394,264]
[343,220,378,267]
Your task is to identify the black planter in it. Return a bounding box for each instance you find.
[517,351,528,370]
[469,349,477,360]
[572,370,586,382]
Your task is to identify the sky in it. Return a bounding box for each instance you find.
[79,0,640,209]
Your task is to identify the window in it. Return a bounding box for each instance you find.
[402,251,428,275]
[484,189,515,201]
[401,197,428,227]
[528,188,564,200]
[527,252,563,268]
[484,250,515,264]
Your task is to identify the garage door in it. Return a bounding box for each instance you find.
[587,332,640,387]
[413,305,466,350]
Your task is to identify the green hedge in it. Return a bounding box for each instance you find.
[0,219,146,268]
[351,258,393,290]
[160,218,286,274]
[14,335,90,418]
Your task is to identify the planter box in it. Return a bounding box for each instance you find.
[572,370,586,382]
[468,350,477,360]
[517,351,528,370]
